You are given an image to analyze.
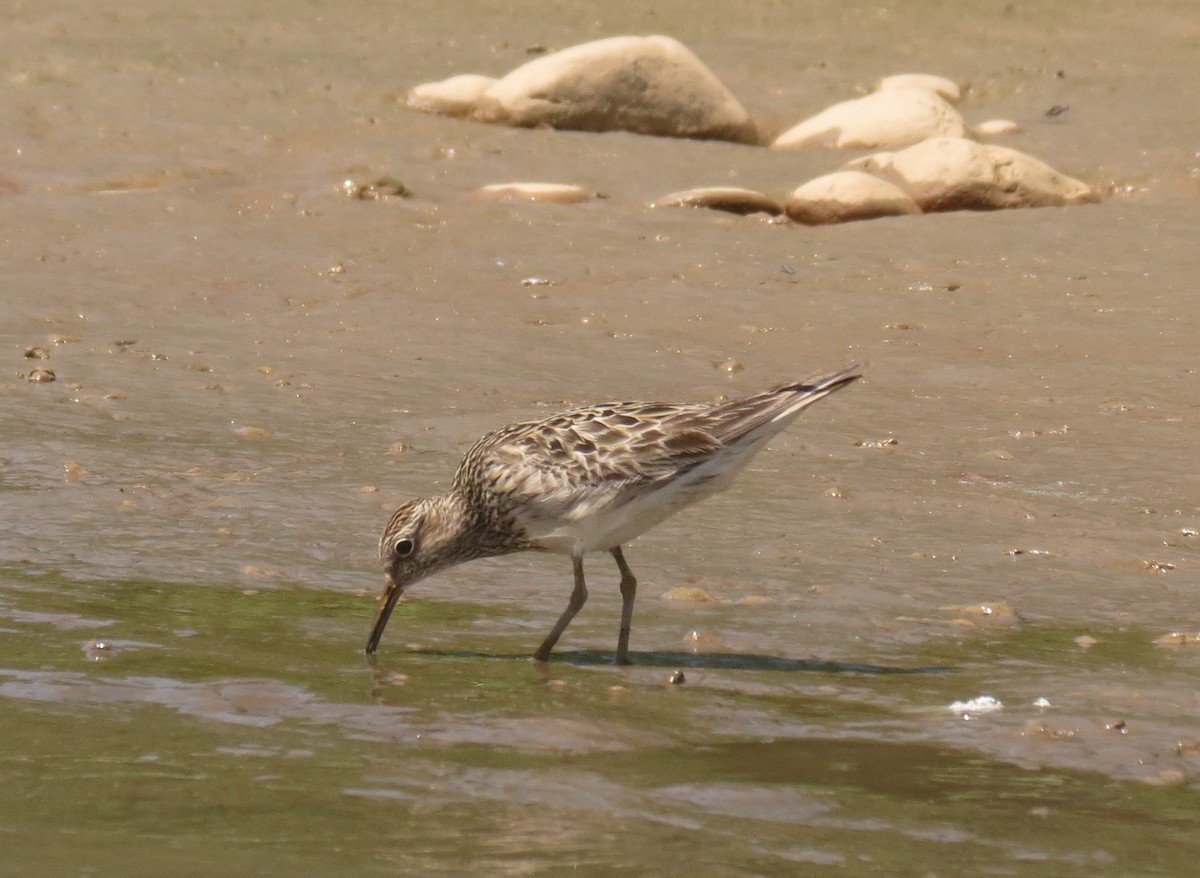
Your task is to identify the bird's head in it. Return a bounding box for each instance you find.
[365,495,473,655]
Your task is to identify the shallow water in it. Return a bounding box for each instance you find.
[3,0,1200,874]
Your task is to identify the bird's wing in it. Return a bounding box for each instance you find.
[704,364,862,445]
[457,401,725,523]
[455,365,861,528]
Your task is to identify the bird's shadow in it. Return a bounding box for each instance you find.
[369,648,954,675]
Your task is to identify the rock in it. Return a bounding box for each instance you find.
[845,136,1098,211]
[653,186,783,215]
[469,182,599,203]
[661,586,717,602]
[471,35,758,143]
[876,73,962,104]
[407,74,497,117]
[772,87,968,150]
[784,171,920,224]
[973,118,1023,137]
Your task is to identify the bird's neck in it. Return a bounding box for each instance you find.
[437,489,527,559]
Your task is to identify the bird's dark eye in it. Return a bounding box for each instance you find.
[394,538,415,558]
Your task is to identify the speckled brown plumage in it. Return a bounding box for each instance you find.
[367,364,862,664]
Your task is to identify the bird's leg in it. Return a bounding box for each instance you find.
[533,553,588,662]
[612,546,638,666]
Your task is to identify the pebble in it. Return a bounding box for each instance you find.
[407,73,497,117]
[234,426,272,439]
[469,182,598,204]
[845,136,1097,211]
[343,176,412,200]
[26,368,56,383]
[85,640,113,661]
[973,118,1022,136]
[875,73,962,104]
[661,586,717,602]
[784,170,920,225]
[653,187,783,216]
[772,87,968,150]
[463,35,758,143]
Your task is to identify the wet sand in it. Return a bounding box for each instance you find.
[2,0,1199,873]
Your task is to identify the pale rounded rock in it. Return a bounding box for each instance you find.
[472,35,758,143]
[653,186,783,216]
[876,73,962,104]
[844,136,1098,211]
[973,118,1023,137]
[407,74,498,117]
[784,171,920,225]
[469,182,598,204]
[772,87,969,150]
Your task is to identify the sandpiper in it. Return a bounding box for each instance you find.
[367,364,862,664]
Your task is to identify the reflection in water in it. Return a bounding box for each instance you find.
[383,647,956,675]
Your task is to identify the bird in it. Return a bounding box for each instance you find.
[366,364,862,664]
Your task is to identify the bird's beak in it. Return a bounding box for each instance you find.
[365,575,404,654]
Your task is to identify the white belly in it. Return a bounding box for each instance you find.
[521,438,768,555]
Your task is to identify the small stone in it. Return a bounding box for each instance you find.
[242,565,282,579]
[85,640,113,661]
[1142,769,1187,787]
[844,136,1097,211]
[26,367,56,383]
[407,74,497,117]
[973,118,1022,136]
[343,176,412,200]
[234,426,271,439]
[470,35,758,143]
[784,171,920,225]
[1154,631,1200,646]
[653,187,783,216]
[875,73,962,104]
[661,587,717,602]
[855,437,898,448]
[940,602,1016,618]
[772,87,968,150]
[23,346,49,359]
[469,182,598,204]
[668,670,686,685]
